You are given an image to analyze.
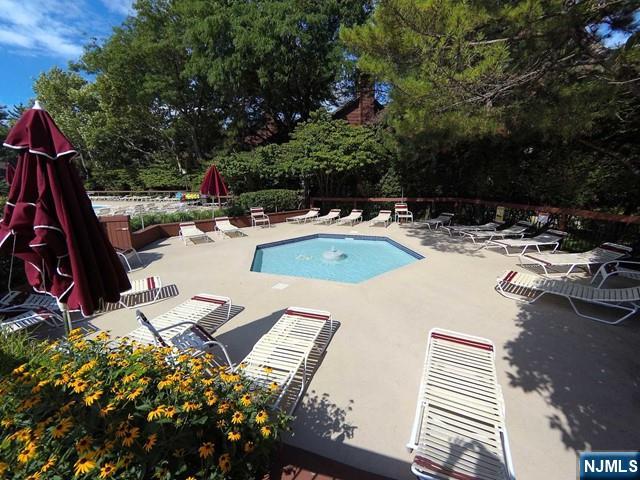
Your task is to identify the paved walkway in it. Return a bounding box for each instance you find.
[86,221,640,480]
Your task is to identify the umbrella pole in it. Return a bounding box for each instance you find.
[57,301,72,335]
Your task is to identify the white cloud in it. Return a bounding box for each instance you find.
[101,0,133,15]
[0,0,121,59]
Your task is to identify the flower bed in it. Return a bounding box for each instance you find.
[0,330,289,479]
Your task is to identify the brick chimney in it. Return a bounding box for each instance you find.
[357,74,376,124]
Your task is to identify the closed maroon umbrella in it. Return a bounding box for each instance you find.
[0,103,130,325]
[199,164,229,204]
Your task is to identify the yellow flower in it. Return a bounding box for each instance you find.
[96,331,111,341]
[186,477,197,480]
[240,394,252,407]
[122,373,137,383]
[84,390,103,406]
[0,462,8,475]
[40,455,57,473]
[233,383,244,392]
[263,366,273,374]
[198,441,215,459]
[31,379,50,393]
[17,442,37,463]
[51,417,73,439]
[244,441,255,453]
[19,396,41,410]
[100,403,116,417]
[182,401,201,412]
[75,360,97,376]
[255,410,268,425]
[205,390,218,406]
[163,406,177,418]
[147,406,165,421]
[74,455,96,476]
[260,426,272,438]
[231,411,244,425]
[126,387,144,401]
[12,363,27,375]
[227,430,241,442]
[202,378,214,386]
[121,427,140,447]
[59,400,76,414]
[218,453,231,473]
[268,381,279,392]
[143,433,157,452]
[1,418,13,428]
[99,462,117,478]
[75,435,93,453]
[157,379,173,390]
[217,401,230,414]
[71,379,88,394]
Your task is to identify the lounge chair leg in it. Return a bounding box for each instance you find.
[567,298,636,325]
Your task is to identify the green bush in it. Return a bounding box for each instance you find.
[129,209,228,232]
[0,329,290,479]
[232,190,301,214]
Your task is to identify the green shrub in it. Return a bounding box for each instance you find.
[129,209,227,232]
[233,190,301,214]
[0,329,290,479]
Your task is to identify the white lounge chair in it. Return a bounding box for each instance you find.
[117,276,164,309]
[441,220,505,236]
[250,207,270,228]
[129,293,233,361]
[336,209,363,226]
[214,216,244,238]
[115,246,143,272]
[519,242,632,276]
[0,291,59,313]
[413,212,454,230]
[287,208,320,223]
[407,328,515,480]
[368,210,392,227]
[460,221,532,244]
[239,307,334,414]
[1,309,62,333]
[591,260,640,288]
[395,203,413,224]
[314,209,341,224]
[496,270,640,324]
[179,222,212,245]
[483,229,567,256]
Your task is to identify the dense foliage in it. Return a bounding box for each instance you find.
[342,0,640,212]
[232,190,301,214]
[0,329,289,479]
[33,0,373,190]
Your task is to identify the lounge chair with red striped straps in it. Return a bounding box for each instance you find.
[0,309,62,334]
[407,328,516,480]
[518,242,632,276]
[496,270,640,324]
[591,260,640,288]
[116,276,166,309]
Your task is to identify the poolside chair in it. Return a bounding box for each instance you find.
[407,328,516,480]
[591,260,640,288]
[287,208,320,223]
[519,242,632,276]
[496,270,640,324]
[239,307,334,414]
[460,221,532,244]
[179,221,212,245]
[0,291,59,313]
[368,210,392,227]
[0,309,62,334]
[483,229,567,256]
[413,212,454,230]
[441,221,505,236]
[336,209,362,226]
[314,209,341,225]
[117,276,165,309]
[250,207,270,228]
[214,216,244,238]
[128,293,233,361]
[115,246,143,272]
[395,203,414,224]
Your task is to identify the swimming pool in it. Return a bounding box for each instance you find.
[251,234,423,283]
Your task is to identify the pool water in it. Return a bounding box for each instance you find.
[251,235,423,283]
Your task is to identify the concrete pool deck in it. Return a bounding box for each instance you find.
[87,221,640,480]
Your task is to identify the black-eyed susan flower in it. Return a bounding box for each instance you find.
[74,455,96,476]
[260,425,272,438]
[268,381,279,392]
[217,401,230,414]
[182,401,201,412]
[227,430,241,442]
[126,387,144,401]
[255,410,268,425]
[51,417,73,439]
[233,383,244,392]
[17,442,37,463]
[71,379,88,393]
[163,406,177,418]
[244,441,255,453]
[219,453,231,473]
[198,441,215,459]
[121,426,140,447]
[240,394,252,407]
[84,390,103,406]
[99,462,116,478]
[147,406,165,421]
[100,403,116,418]
[231,411,244,425]
[263,366,273,374]
[143,433,157,452]
[75,435,93,453]
[40,455,57,472]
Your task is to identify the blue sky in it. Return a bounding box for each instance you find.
[0,0,133,107]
